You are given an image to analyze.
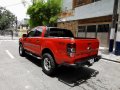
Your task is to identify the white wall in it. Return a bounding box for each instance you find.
[59,0,114,22]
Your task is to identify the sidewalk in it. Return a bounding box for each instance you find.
[99,47,120,63]
[0,36,19,40]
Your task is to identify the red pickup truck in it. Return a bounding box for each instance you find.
[19,26,101,75]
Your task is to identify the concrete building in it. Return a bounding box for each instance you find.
[17,18,29,37]
[57,0,116,47]
[115,0,120,55]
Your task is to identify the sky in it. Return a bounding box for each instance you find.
[0,0,32,21]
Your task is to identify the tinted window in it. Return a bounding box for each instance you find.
[34,28,42,37]
[49,28,74,37]
[27,31,35,37]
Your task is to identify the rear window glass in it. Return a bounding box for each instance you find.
[49,28,74,37]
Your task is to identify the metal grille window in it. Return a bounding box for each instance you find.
[78,26,86,32]
[77,26,86,38]
[87,25,96,32]
[97,24,110,32]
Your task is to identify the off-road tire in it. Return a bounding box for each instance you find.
[42,53,56,76]
[19,44,25,56]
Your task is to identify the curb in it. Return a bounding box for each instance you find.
[102,57,120,63]
[0,39,19,40]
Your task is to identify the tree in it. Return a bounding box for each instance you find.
[27,0,62,28]
[0,7,16,30]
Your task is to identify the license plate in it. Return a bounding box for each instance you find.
[89,59,94,64]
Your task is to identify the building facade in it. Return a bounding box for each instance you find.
[17,18,29,37]
[57,0,115,47]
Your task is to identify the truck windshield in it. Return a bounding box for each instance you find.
[49,28,74,37]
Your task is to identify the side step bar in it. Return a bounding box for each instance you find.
[25,51,42,59]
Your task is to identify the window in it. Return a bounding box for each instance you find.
[49,28,74,37]
[34,28,42,37]
[78,26,86,38]
[18,26,20,29]
[78,26,86,32]
[93,0,101,2]
[73,0,101,8]
[87,25,96,32]
[27,31,35,37]
[75,0,88,7]
[76,0,83,6]
[97,24,110,32]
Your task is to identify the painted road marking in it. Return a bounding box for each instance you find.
[25,85,31,89]
[27,71,30,73]
[5,50,15,59]
[0,40,2,45]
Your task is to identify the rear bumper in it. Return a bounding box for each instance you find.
[61,55,101,67]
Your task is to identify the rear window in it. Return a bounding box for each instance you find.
[49,28,74,37]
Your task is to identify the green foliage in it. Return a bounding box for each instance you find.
[27,0,62,28]
[0,7,15,30]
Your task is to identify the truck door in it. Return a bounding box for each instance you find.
[24,30,35,53]
[31,27,43,55]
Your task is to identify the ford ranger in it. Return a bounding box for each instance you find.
[19,26,101,75]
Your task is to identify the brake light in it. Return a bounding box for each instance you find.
[67,43,76,57]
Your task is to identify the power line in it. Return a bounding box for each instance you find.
[0,0,32,8]
[0,0,27,8]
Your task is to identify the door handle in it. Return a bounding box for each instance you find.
[36,40,40,42]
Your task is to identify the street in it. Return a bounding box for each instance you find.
[0,40,120,90]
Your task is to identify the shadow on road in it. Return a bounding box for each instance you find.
[25,54,42,67]
[56,66,99,87]
[25,54,99,87]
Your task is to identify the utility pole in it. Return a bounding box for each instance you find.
[115,0,120,55]
[109,0,119,52]
[14,16,17,39]
[15,17,18,31]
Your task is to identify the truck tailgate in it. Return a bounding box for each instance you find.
[75,38,99,58]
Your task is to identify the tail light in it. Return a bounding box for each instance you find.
[67,43,76,57]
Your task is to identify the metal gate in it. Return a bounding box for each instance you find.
[0,30,19,40]
[77,24,110,47]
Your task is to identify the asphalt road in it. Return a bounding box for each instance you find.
[0,40,120,90]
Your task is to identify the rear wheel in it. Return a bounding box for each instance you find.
[19,44,25,56]
[42,53,56,76]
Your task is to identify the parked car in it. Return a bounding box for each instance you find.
[19,26,101,75]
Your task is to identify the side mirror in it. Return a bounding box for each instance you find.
[22,34,27,38]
